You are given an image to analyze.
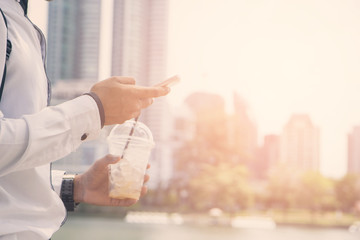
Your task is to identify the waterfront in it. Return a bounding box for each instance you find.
[53,216,360,240]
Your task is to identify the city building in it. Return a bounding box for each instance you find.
[170,104,196,188]
[229,92,258,164]
[256,134,280,179]
[348,125,360,174]
[111,0,171,188]
[47,0,101,82]
[174,92,227,186]
[280,114,320,172]
[184,91,227,141]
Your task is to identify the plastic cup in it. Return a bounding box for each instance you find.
[107,120,154,200]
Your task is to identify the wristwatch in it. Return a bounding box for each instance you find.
[60,174,79,212]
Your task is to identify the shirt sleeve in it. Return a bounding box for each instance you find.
[0,95,102,177]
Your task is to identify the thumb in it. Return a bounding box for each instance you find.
[100,154,121,167]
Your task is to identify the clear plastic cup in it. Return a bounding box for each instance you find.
[107,120,154,200]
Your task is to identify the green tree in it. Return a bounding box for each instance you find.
[172,92,254,212]
[335,174,360,212]
[188,162,252,212]
[295,171,335,212]
[174,93,229,179]
[265,165,299,211]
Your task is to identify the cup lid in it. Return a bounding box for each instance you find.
[108,120,154,142]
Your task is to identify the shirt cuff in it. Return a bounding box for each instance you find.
[83,92,105,128]
[70,95,102,142]
[51,170,66,196]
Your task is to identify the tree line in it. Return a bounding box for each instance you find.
[149,92,360,214]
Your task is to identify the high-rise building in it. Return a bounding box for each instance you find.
[280,114,320,171]
[47,0,101,82]
[348,126,360,174]
[262,135,280,167]
[47,0,104,173]
[256,134,280,179]
[111,0,170,188]
[229,93,258,163]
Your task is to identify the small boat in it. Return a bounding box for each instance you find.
[349,221,360,233]
[231,216,276,230]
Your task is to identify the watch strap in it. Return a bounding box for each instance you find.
[60,174,79,212]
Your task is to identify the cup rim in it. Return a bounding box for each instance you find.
[107,136,155,147]
[108,120,154,142]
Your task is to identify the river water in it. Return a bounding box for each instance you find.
[53,216,360,240]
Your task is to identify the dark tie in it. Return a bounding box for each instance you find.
[19,0,28,15]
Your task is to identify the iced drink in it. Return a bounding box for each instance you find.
[107,120,154,200]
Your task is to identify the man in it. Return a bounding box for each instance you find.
[0,0,170,239]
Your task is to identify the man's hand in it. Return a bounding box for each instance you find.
[90,76,170,125]
[73,155,150,207]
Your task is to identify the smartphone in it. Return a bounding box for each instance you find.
[155,75,180,88]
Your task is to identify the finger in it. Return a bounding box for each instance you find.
[134,86,170,98]
[140,98,154,109]
[131,111,141,119]
[114,76,136,85]
[143,174,150,183]
[123,198,137,207]
[110,198,122,206]
[146,163,151,170]
[96,155,121,168]
[140,186,148,197]
[110,198,137,207]
[107,155,121,164]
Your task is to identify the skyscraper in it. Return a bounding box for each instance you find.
[256,134,280,179]
[47,0,101,82]
[280,114,320,171]
[47,0,104,174]
[348,126,360,174]
[111,0,170,188]
[229,92,258,163]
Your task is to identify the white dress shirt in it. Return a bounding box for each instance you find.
[0,1,102,239]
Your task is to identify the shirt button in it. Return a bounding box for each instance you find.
[81,133,89,141]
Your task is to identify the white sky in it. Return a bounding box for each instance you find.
[28,0,360,178]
